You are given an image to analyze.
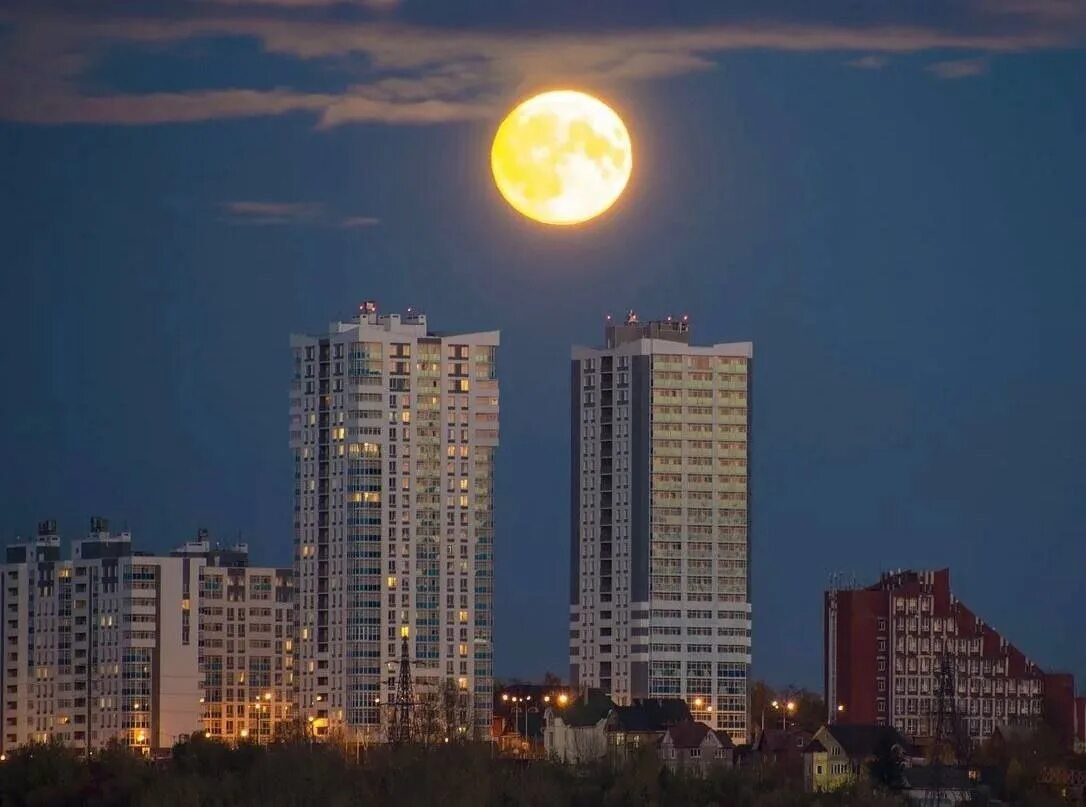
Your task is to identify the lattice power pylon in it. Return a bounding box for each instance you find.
[389,634,416,744]
[923,653,971,807]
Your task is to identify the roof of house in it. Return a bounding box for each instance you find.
[901,766,973,791]
[713,729,736,749]
[756,728,812,753]
[992,723,1036,744]
[558,691,615,728]
[609,699,692,732]
[666,721,712,749]
[810,725,911,758]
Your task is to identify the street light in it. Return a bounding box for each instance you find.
[557,693,569,707]
[765,697,798,731]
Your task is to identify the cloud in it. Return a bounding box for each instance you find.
[0,4,1083,127]
[926,57,990,78]
[199,0,398,6]
[223,200,379,228]
[339,215,381,228]
[846,54,890,70]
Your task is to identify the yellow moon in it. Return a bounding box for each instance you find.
[491,90,632,226]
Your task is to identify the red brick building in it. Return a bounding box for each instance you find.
[824,569,1078,748]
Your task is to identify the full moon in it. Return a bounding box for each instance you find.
[491,90,632,226]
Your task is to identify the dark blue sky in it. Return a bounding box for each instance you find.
[2,1,1084,689]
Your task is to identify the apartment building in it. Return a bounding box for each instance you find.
[173,534,295,744]
[825,568,1079,747]
[290,302,498,741]
[1,518,203,756]
[570,313,753,743]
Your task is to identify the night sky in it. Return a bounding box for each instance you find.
[2,1,1084,690]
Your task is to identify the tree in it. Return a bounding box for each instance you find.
[542,671,563,686]
[749,681,826,735]
[867,736,904,790]
[271,717,310,746]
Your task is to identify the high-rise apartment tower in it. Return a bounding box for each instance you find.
[290,303,498,741]
[1,518,204,756]
[570,313,753,742]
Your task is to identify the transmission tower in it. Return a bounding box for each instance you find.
[923,653,970,807]
[389,634,416,744]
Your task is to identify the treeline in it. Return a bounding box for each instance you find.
[0,737,905,807]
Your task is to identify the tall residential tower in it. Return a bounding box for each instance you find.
[290,303,498,741]
[570,314,752,742]
[1,519,204,756]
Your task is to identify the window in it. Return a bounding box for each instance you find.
[689,748,700,759]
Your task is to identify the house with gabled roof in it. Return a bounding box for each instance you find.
[660,720,734,774]
[803,723,912,792]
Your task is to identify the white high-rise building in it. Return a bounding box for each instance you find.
[290,303,498,741]
[171,533,295,745]
[1,518,204,756]
[569,314,753,743]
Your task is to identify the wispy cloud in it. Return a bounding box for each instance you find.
[199,0,399,6]
[0,3,1083,127]
[338,215,381,229]
[223,200,379,228]
[846,54,890,70]
[926,57,990,78]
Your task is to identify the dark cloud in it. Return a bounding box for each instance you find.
[0,2,1082,126]
[223,200,380,227]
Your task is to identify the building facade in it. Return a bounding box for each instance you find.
[173,535,295,744]
[825,568,1077,746]
[290,303,498,741]
[569,314,753,742]
[1,519,204,756]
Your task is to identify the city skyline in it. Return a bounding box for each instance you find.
[3,0,1086,695]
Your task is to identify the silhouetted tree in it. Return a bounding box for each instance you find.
[867,735,904,790]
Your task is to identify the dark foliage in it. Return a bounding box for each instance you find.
[866,736,904,790]
[0,737,907,807]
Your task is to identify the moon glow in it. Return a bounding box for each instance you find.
[491,90,633,226]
